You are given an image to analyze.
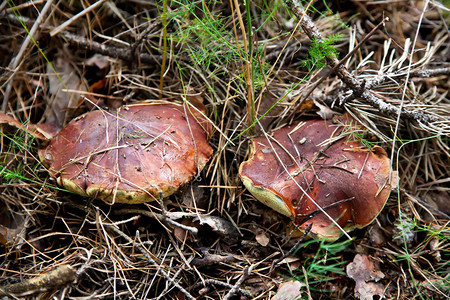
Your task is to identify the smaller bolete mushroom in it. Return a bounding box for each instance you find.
[239,114,392,240]
[39,102,213,203]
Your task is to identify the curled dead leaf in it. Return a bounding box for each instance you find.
[193,215,237,238]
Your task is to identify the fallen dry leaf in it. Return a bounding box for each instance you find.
[45,49,87,127]
[0,112,48,140]
[85,54,110,69]
[255,93,287,133]
[0,201,25,247]
[255,229,270,246]
[346,254,385,300]
[173,218,199,243]
[368,223,387,246]
[313,99,336,119]
[193,215,237,238]
[272,280,303,300]
[426,192,450,216]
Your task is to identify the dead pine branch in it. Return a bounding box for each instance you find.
[364,67,450,90]
[223,265,254,300]
[60,31,162,65]
[285,0,446,127]
[300,16,390,103]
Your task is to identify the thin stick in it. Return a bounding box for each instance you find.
[60,31,161,63]
[0,265,76,297]
[1,13,163,64]
[194,279,253,298]
[159,0,168,99]
[223,265,254,300]
[270,223,312,272]
[390,0,430,184]
[50,0,108,37]
[365,67,450,90]
[2,0,54,112]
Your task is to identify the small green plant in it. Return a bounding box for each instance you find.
[1,131,37,183]
[170,1,239,71]
[0,131,70,192]
[303,34,342,71]
[169,1,271,88]
[288,238,352,294]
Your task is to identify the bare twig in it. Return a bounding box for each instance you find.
[194,279,253,298]
[365,67,450,90]
[328,66,450,106]
[223,265,254,300]
[49,0,108,37]
[60,31,162,64]
[113,207,199,235]
[270,223,312,273]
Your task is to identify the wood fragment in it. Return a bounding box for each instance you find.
[0,265,76,297]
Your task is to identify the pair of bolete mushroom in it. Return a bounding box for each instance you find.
[39,101,392,241]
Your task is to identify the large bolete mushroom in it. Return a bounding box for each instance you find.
[239,114,392,240]
[39,102,213,204]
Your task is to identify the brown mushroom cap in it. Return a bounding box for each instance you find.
[239,114,392,240]
[39,102,213,204]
